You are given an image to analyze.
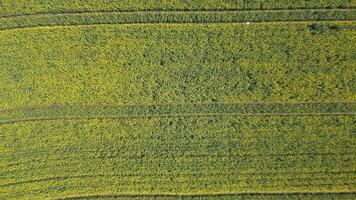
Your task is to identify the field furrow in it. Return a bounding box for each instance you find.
[0,9,355,31]
[0,102,355,125]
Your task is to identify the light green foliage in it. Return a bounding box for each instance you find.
[0,1,355,200]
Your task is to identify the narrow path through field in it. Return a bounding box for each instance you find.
[1,101,355,113]
[1,172,353,188]
[0,112,355,126]
[0,8,355,31]
[0,102,355,125]
[1,8,354,19]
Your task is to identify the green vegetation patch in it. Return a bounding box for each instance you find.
[0,22,355,109]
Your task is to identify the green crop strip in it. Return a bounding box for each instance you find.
[55,192,356,200]
[1,0,355,18]
[0,102,355,125]
[0,9,355,31]
[0,116,355,199]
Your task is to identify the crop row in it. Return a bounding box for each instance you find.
[0,0,355,18]
[52,193,356,200]
[2,116,353,160]
[0,9,355,31]
[0,115,354,199]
